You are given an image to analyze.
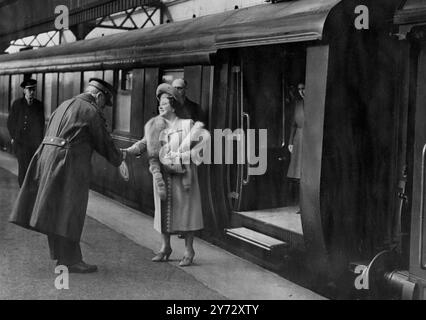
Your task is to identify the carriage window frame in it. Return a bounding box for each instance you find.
[43,72,58,121]
[58,71,81,104]
[10,74,24,109]
[112,69,133,135]
[0,75,10,118]
[161,68,184,85]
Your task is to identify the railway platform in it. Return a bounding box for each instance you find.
[0,150,324,300]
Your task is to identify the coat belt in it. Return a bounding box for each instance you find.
[42,136,68,148]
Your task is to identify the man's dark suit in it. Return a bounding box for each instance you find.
[7,97,45,186]
[178,97,201,122]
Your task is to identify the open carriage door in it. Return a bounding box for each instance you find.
[408,38,426,297]
[224,44,330,275]
[225,46,290,213]
[225,44,311,256]
[395,0,426,299]
[205,0,341,274]
[224,55,245,213]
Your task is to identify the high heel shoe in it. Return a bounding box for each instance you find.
[179,253,195,267]
[152,248,172,262]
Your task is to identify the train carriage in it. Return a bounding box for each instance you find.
[393,0,426,300]
[0,0,422,298]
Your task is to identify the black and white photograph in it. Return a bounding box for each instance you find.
[0,0,425,305]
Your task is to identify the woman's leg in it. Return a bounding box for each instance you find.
[179,232,195,266]
[184,232,195,256]
[152,233,172,262]
[160,233,171,252]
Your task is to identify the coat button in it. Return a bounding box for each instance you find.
[50,138,54,142]
[61,141,65,145]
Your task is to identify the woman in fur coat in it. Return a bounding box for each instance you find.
[122,83,210,267]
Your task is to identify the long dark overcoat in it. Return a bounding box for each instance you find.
[9,93,122,241]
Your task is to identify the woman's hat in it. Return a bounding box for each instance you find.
[156,83,179,101]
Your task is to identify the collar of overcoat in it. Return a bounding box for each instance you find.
[76,93,107,122]
[76,93,98,108]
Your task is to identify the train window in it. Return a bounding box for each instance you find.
[33,73,43,102]
[10,74,24,107]
[104,70,114,85]
[161,68,184,84]
[83,70,104,89]
[0,75,9,121]
[58,72,81,102]
[120,70,133,91]
[43,73,58,120]
[113,70,132,133]
[103,70,114,132]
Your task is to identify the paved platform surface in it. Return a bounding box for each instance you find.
[0,151,324,300]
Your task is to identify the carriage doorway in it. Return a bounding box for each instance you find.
[408,41,426,282]
[225,45,306,251]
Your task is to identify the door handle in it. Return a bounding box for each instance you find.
[243,112,250,185]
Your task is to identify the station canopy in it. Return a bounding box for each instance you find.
[0,0,160,45]
[394,0,426,38]
[0,0,342,74]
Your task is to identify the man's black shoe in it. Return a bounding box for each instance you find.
[67,261,98,273]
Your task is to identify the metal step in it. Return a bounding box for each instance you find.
[225,227,288,252]
[232,208,305,250]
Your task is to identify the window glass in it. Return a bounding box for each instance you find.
[43,73,57,120]
[58,72,81,102]
[35,73,44,101]
[104,70,114,85]
[10,74,23,106]
[113,70,132,133]
[0,75,9,116]
[103,70,114,132]
[161,69,184,84]
[83,70,103,89]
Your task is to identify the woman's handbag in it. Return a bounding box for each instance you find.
[119,161,130,181]
[118,150,130,181]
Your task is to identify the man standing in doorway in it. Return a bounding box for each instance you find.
[9,78,123,273]
[172,78,201,122]
[7,78,45,187]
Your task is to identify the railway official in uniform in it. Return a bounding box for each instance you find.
[9,78,123,274]
[172,79,201,122]
[7,79,45,187]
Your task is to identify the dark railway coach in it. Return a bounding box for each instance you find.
[1,0,426,299]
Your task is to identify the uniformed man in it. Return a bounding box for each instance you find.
[172,78,201,122]
[7,78,45,187]
[9,78,123,274]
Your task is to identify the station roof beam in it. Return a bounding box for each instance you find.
[0,0,162,46]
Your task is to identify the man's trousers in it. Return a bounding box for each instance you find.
[15,146,37,187]
[47,234,82,266]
